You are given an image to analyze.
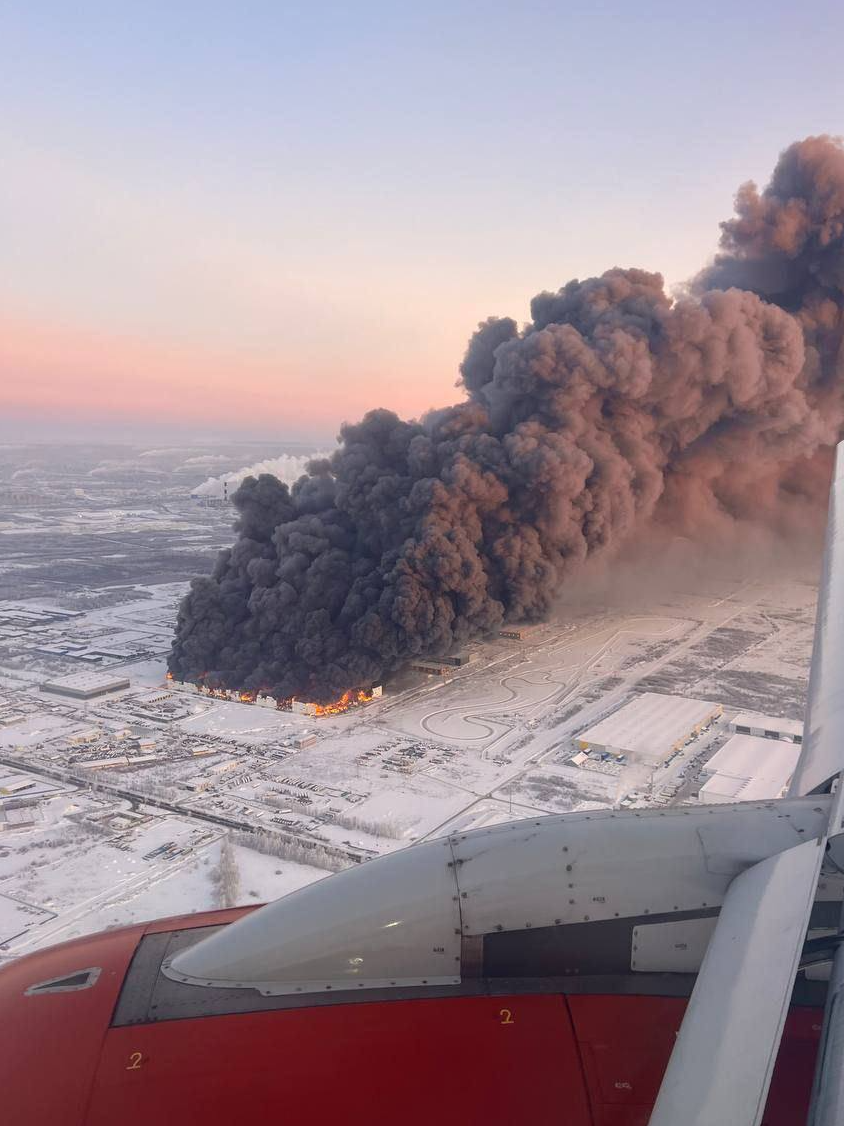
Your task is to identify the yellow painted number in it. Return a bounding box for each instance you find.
[499,1008,515,1025]
[126,1052,144,1071]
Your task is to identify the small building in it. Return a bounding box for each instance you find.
[77,754,158,770]
[698,734,801,804]
[0,711,28,728]
[87,647,138,660]
[498,625,537,641]
[410,660,451,677]
[0,803,42,831]
[0,776,37,796]
[68,728,103,746]
[133,688,172,705]
[208,759,239,775]
[292,700,318,717]
[40,672,130,700]
[728,712,803,744]
[578,693,723,766]
[570,751,589,767]
[108,726,134,740]
[293,733,318,750]
[182,776,213,792]
[130,724,157,740]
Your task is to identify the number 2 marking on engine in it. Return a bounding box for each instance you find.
[499,1008,515,1024]
[126,1051,144,1070]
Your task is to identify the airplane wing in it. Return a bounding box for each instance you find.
[649,839,825,1125]
[789,446,844,801]
[649,443,844,1126]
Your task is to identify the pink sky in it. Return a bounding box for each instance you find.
[4,3,842,442]
[0,310,461,440]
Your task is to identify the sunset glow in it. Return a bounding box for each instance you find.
[3,3,843,438]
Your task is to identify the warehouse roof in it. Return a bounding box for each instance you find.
[40,671,130,696]
[579,693,720,762]
[730,712,804,738]
[700,734,800,802]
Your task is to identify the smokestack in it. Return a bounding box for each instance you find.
[169,136,844,703]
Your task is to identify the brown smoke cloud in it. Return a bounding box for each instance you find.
[169,136,844,702]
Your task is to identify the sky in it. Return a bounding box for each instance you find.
[1,0,843,443]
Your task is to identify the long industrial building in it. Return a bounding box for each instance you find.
[40,671,131,700]
[698,733,801,803]
[728,712,803,744]
[578,693,722,766]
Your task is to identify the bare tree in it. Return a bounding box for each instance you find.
[230,829,346,872]
[213,834,241,907]
[330,811,404,839]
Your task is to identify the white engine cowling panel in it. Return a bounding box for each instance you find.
[165,837,462,994]
[164,797,830,996]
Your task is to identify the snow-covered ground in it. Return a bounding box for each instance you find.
[0,546,820,962]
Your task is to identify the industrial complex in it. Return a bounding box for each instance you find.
[0,439,822,966]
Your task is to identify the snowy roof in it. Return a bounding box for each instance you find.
[579,693,720,760]
[731,713,804,737]
[40,671,130,695]
[704,734,801,781]
[699,773,747,799]
[700,734,800,802]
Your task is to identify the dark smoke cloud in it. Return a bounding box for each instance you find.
[170,136,844,702]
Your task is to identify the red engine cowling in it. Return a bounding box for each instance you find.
[0,906,823,1125]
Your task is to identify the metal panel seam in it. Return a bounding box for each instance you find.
[447,836,465,942]
[562,993,598,1126]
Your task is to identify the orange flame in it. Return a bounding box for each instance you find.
[310,688,374,717]
[181,677,372,715]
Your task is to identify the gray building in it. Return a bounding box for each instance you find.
[40,672,130,700]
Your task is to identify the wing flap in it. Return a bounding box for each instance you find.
[648,836,824,1126]
[790,444,844,797]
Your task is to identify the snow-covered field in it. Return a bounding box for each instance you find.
[0,544,819,962]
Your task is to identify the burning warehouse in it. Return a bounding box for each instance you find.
[167,674,382,717]
[292,687,383,716]
[169,137,844,708]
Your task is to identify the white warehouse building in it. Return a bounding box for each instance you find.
[698,733,801,804]
[728,712,803,744]
[578,693,722,766]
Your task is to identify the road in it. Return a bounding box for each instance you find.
[419,586,767,839]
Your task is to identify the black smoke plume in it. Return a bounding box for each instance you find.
[170,136,844,702]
